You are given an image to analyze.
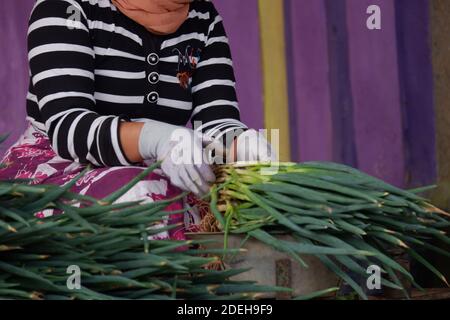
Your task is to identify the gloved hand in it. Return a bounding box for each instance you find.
[235,129,277,162]
[138,120,215,195]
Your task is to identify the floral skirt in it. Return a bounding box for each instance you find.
[0,123,202,240]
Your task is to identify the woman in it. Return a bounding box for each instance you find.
[0,0,274,239]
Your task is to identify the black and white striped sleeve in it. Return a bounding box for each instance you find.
[190,5,247,144]
[28,0,132,167]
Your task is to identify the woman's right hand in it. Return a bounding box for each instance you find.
[159,128,216,195]
[138,120,215,196]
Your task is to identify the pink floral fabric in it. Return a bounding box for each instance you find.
[0,124,189,241]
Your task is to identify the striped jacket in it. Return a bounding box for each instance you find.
[26,0,247,166]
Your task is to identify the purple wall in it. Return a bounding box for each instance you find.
[0,0,34,153]
[285,0,334,163]
[395,0,437,188]
[214,0,264,130]
[283,0,435,187]
[324,0,358,168]
[346,0,406,186]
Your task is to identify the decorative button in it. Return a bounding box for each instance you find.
[147,53,159,65]
[148,72,159,84]
[147,91,159,103]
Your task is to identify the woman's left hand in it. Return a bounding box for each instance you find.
[233,129,277,162]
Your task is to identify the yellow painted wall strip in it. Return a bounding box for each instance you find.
[258,0,291,161]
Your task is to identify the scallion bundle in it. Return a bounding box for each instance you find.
[209,162,450,299]
[0,162,288,299]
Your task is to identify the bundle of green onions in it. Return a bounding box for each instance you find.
[0,162,288,299]
[209,162,450,299]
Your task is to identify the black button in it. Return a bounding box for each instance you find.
[147,53,159,65]
[147,91,159,103]
[148,72,159,84]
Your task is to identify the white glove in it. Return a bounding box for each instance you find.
[138,120,215,195]
[235,129,277,162]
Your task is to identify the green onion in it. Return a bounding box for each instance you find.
[207,162,450,299]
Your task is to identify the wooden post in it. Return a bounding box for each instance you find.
[429,0,450,285]
[430,1,450,211]
[258,0,291,161]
